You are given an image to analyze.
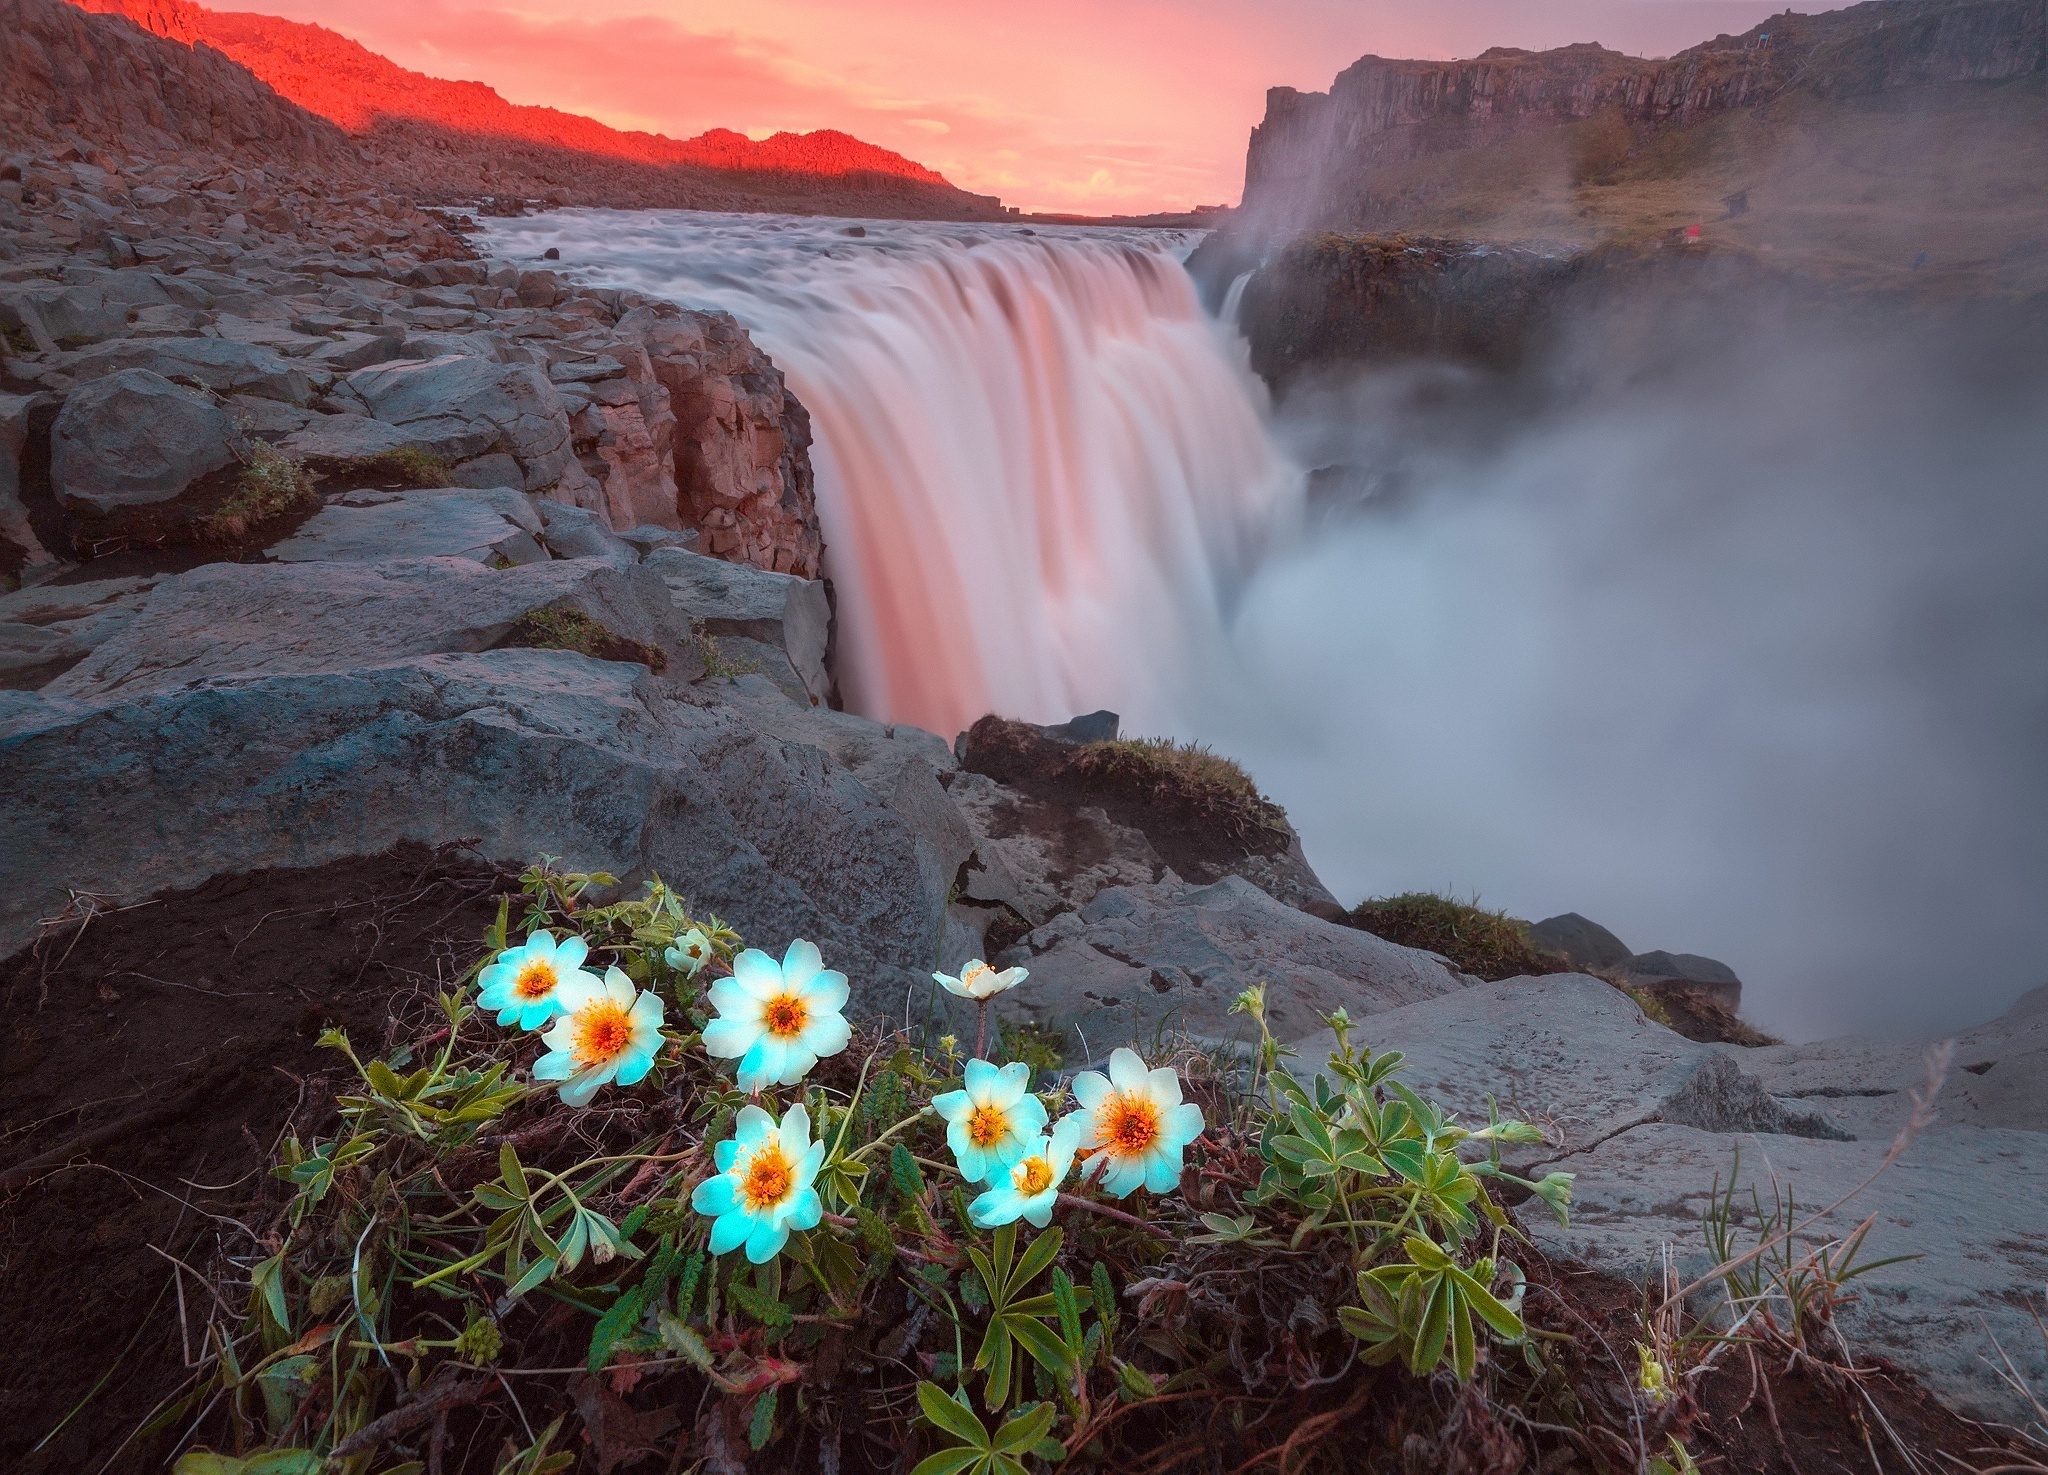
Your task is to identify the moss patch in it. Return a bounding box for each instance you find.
[501,606,666,671]
[1346,892,1570,981]
[337,446,453,488]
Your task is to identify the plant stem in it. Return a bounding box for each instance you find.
[1056,1193,1169,1238]
[976,999,990,1060]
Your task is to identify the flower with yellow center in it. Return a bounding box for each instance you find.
[475,930,600,1031]
[690,1102,825,1263]
[664,928,714,979]
[969,1115,1084,1229]
[532,966,666,1106]
[933,958,1027,1001]
[701,938,851,1092]
[1061,1047,1204,1199]
[931,1059,1047,1183]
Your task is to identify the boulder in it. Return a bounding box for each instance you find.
[946,768,1168,927]
[532,499,637,568]
[1627,949,1743,1012]
[644,546,831,708]
[64,336,319,405]
[305,332,405,374]
[45,556,684,703]
[50,368,233,517]
[0,652,944,1014]
[1526,912,1633,972]
[0,391,56,572]
[265,488,547,566]
[993,874,1461,1061]
[1519,1122,2048,1424]
[344,354,573,493]
[1286,974,1847,1171]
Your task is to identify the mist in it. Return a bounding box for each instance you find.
[1181,298,2048,1041]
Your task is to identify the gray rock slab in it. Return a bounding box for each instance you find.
[1286,975,1846,1170]
[1520,1121,2048,1424]
[1730,982,2048,1136]
[346,354,571,491]
[51,368,233,514]
[266,488,546,566]
[947,768,1167,927]
[644,546,831,708]
[63,336,320,405]
[994,874,1461,1061]
[275,415,440,473]
[44,556,681,703]
[0,574,162,684]
[0,653,942,1014]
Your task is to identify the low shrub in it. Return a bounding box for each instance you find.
[198,441,319,543]
[1346,892,1571,981]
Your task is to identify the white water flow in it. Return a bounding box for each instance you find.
[488,211,1296,737]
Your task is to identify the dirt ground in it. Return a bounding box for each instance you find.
[0,844,513,1472]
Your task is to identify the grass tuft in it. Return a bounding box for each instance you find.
[502,606,666,671]
[198,442,319,543]
[1346,892,1570,981]
[342,446,453,487]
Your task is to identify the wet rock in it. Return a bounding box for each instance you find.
[50,367,233,518]
[264,488,548,566]
[995,874,1460,1061]
[345,354,573,493]
[0,652,944,1013]
[644,545,831,707]
[44,555,685,702]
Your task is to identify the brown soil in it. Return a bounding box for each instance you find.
[0,844,514,1472]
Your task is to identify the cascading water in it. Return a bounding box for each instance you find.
[487,211,1296,737]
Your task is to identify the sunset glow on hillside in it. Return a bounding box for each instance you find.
[84,0,1791,215]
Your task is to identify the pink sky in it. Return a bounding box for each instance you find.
[247,0,1789,214]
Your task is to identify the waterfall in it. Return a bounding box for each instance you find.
[487,211,1297,737]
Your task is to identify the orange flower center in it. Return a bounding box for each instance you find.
[1099,1092,1161,1157]
[514,961,557,999]
[967,1104,1008,1147]
[741,1146,794,1211]
[571,1001,633,1067]
[763,994,808,1038]
[1015,1156,1054,1195]
[961,962,995,992]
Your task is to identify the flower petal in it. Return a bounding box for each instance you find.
[780,938,825,992]
[1144,1148,1183,1194]
[969,1187,1020,1228]
[799,1010,851,1062]
[692,1175,737,1215]
[1009,1093,1049,1140]
[558,1070,606,1108]
[1071,1071,1110,1111]
[733,1104,775,1141]
[930,1089,971,1123]
[1162,1101,1205,1148]
[786,1188,823,1233]
[1022,1192,1056,1228]
[706,977,758,1019]
[991,1062,1033,1108]
[701,1016,758,1061]
[614,1050,655,1087]
[555,935,589,971]
[603,968,636,1007]
[532,1049,574,1082]
[744,1218,789,1264]
[1107,1048,1149,1091]
[962,1057,999,1101]
[708,1211,750,1256]
[803,969,849,1014]
[1147,1065,1184,1106]
[731,948,786,1001]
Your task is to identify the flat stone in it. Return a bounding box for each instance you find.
[44,556,683,703]
[0,653,943,1017]
[531,499,637,567]
[1520,1122,2048,1425]
[264,488,546,566]
[275,414,440,472]
[994,874,1461,1062]
[51,368,233,515]
[346,354,571,491]
[644,546,832,708]
[63,335,319,404]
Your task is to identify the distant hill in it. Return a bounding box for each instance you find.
[58,0,1006,218]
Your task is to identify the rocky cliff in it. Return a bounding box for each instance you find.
[1240,0,2046,231]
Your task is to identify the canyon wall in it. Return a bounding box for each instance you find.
[1240,0,2046,231]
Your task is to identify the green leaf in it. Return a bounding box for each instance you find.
[909,1452,984,1475]
[1116,1361,1160,1401]
[1006,1314,1073,1378]
[673,1250,705,1318]
[1010,1227,1063,1293]
[587,1286,646,1374]
[729,1281,793,1328]
[748,1387,778,1450]
[250,1254,291,1337]
[992,1401,1058,1453]
[656,1312,716,1374]
[917,1382,992,1448]
[891,1141,927,1199]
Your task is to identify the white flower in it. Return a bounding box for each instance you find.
[933,959,1027,1002]
[532,966,666,1107]
[1062,1047,1205,1199]
[476,930,600,1031]
[690,1102,826,1263]
[931,1059,1048,1183]
[701,938,852,1092]
[664,928,714,978]
[970,1115,1083,1229]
